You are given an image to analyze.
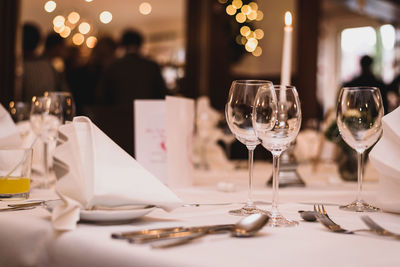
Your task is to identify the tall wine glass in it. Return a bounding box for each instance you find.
[30,95,63,188]
[225,80,275,216]
[337,87,383,212]
[253,85,301,226]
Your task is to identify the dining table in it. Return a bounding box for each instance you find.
[1,161,399,267]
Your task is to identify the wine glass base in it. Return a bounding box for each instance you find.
[229,206,269,216]
[267,212,298,227]
[339,200,380,212]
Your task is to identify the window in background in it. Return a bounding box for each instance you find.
[340,24,396,84]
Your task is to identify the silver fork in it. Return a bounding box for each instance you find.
[361,216,400,240]
[313,204,355,234]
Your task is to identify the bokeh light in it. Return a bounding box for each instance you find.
[78,22,91,34]
[235,12,246,23]
[44,1,56,13]
[241,5,251,15]
[60,26,71,38]
[232,0,243,9]
[226,5,236,16]
[252,46,262,57]
[256,10,264,21]
[240,26,251,36]
[254,29,264,39]
[53,25,65,33]
[139,2,152,15]
[53,15,65,28]
[68,12,80,24]
[86,36,98,48]
[99,11,113,24]
[247,10,257,20]
[72,33,85,45]
[248,2,258,11]
[245,38,258,52]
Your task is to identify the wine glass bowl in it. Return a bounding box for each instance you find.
[225,80,274,216]
[30,96,63,142]
[253,85,301,226]
[30,95,63,188]
[337,87,383,212]
[46,91,76,123]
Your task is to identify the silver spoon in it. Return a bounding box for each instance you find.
[151,213,270,248]
[298,210,317,222]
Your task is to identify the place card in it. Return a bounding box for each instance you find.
[134,97,195,187]
[134,100,167,183]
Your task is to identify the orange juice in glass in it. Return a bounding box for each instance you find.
[0,148,32,200]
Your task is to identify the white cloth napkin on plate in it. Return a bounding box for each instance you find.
[0,104,22,148]
[369,106,400,213]
[52,116,182,230]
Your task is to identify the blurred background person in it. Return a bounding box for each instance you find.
[21,23,68,101]
[94,29,167,156]
[66,36,117,115]
[343,55,389,113]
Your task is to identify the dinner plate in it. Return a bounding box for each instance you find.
[79,206,156,222]
[44,200,156,222]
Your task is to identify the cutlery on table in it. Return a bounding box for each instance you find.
[298,210,317,222]
[112,224,234,241]
[0,206,36,212]
[314,204,400,240]
[182,200,271,207]
[361,216,400,239]
[150,213,270,248]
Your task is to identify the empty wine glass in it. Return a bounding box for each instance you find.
[225,80,275,216]
[253,85,301,227]
[46,91,76,123]
[337,87,383,212]
[30,95,63,188]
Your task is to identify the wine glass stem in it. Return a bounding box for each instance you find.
[271,154,280,214]
[356,151,364,202]
[246,146,255,207]
[43,141,49,188]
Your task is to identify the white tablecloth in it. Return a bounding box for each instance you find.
[1,162,399,267]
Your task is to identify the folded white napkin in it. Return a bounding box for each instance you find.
[52,116,182,230]
[369,106,400,213]
[0,104,22,148]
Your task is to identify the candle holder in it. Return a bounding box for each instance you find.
[266,141,305,187]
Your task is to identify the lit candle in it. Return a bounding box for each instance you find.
[280,11,293,101]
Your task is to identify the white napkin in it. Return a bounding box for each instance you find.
[369,106,400,213]
[0,104,22,148]
[52,116,182,230]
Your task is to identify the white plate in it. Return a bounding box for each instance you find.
[45,200,155,222]
[79,206,155,222]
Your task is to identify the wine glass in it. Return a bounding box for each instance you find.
[225,80,275,216]
[253,85,301,227]
[46,91,76,123]
[337,87,383,212]
[30,95,63,188]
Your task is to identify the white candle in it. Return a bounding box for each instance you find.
[280,11,293,102]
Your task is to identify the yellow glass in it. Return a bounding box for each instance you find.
[0,148,32,200]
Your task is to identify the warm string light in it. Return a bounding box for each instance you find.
[46,1,115,48]
[222,1,264,56]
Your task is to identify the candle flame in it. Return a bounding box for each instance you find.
[284,11,292,26]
